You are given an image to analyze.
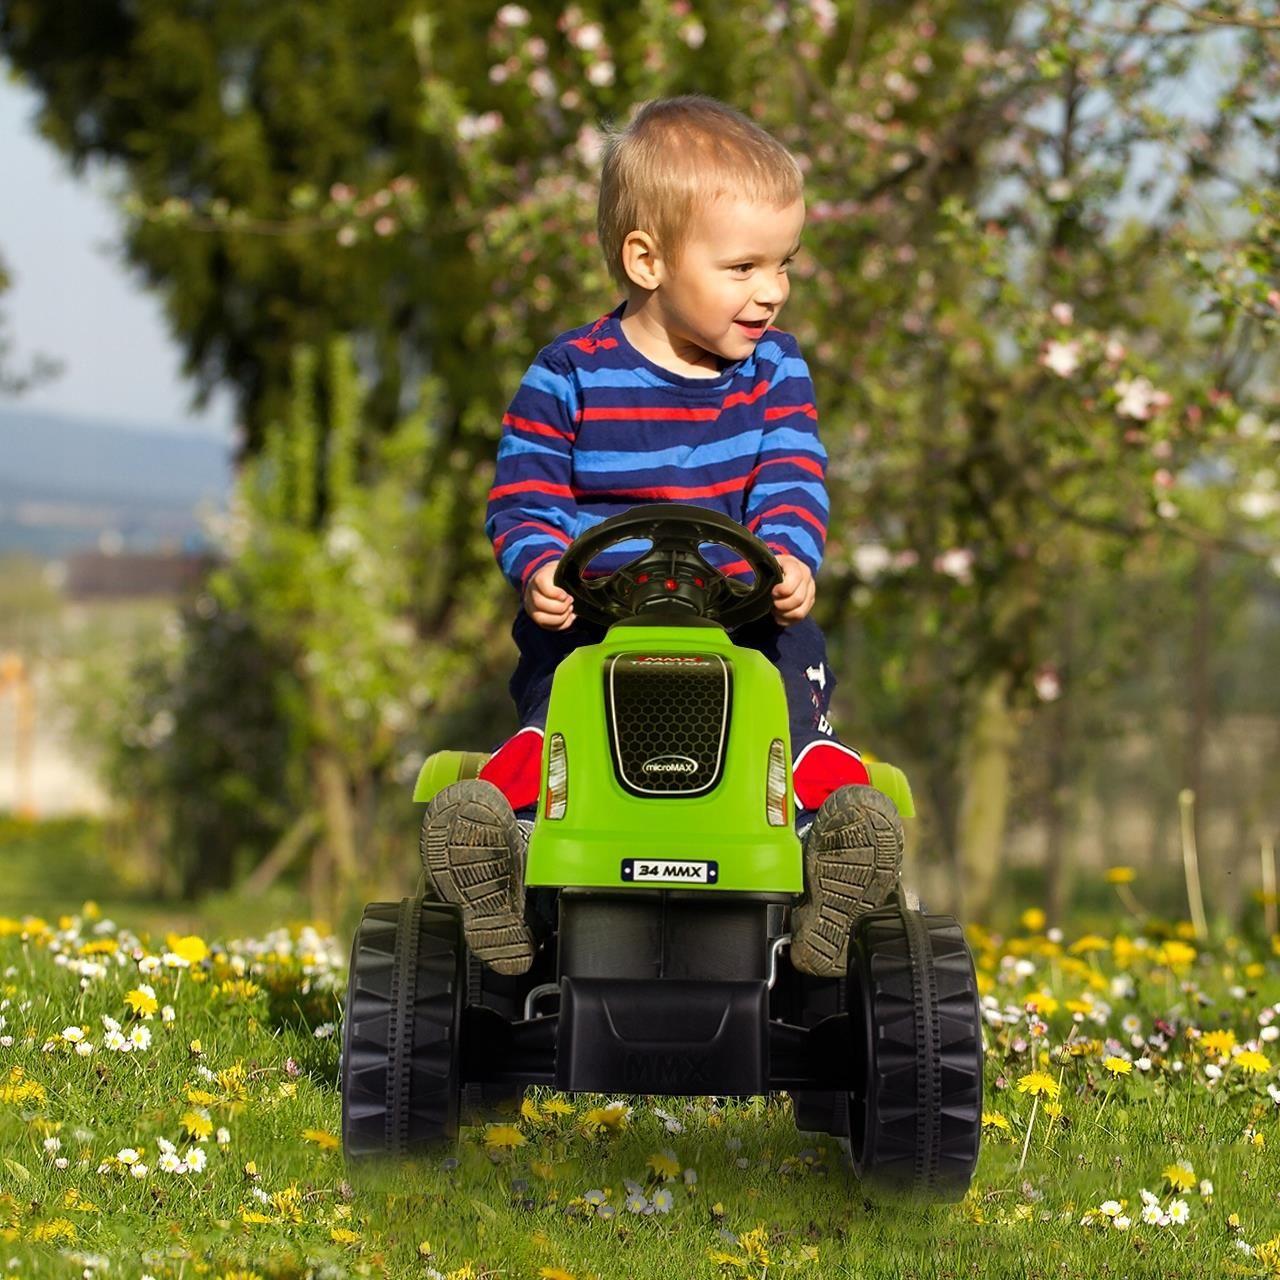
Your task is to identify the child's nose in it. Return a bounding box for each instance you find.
[755,275,788,307]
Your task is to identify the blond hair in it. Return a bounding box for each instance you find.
[597,96,804,288]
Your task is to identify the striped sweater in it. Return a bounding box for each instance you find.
[485,305,829,591]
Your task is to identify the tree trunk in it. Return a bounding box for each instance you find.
[956,670,1019,921]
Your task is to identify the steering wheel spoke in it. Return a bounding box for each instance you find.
[554,504,782,629]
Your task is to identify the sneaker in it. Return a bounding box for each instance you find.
[419,779,535,975]
[789,784,904,978]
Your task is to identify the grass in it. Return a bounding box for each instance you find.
[2,853,1280,1277]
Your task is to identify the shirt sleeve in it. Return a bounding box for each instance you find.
[484,347,581,591]
[743,338,829,575]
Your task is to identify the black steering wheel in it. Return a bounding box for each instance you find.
[554,504,782,629]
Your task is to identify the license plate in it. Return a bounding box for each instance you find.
[621,859,719,885]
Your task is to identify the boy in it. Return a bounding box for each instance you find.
[421,96,903,979]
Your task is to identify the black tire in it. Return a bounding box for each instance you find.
[845,904,983,1199]
[341,899,464,1158]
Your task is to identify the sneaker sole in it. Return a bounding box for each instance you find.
[790,785,904,978]
[419,780,534,976]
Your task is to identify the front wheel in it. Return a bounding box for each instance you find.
[341,899,464,1158]
[845,905,984,1199]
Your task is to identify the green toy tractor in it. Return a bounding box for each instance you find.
[341,505,984,1197]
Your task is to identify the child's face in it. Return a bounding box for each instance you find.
[653,194,805,367]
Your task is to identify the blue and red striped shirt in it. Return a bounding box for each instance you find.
[486,305,829,590]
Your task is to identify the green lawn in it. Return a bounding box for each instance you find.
[2,828,1280,1278]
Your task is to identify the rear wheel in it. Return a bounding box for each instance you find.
[845,905,984,1199]
[341,899,464,1158]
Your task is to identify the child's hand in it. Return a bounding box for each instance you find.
[771,555,815,624]
[524,561,576,630]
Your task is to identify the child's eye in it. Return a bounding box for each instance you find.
[729,262,754,274]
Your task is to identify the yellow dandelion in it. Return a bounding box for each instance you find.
[1043,1102,1064,1120]
[1163,1162,1195,1192]
[270,1184,305,1224]
[124,988,159,1018]
[1025,991,1059,1016]
[166,934,209,965]
[329,1227,361,1245]
[186,1088,218,1106]
[240,1210,275,1225]
[483,1123,526,1152]
[1019,908,1046,932]
[981,1111,1011,1133]
[181,1110,214,1141]
[1069,935,1111,955]
[29,1217,78,1243]
[521,1097,544,1124]
[740,1226,771,1267]
[581,1101,631,1134]
[1104,866,1135,884]
[219,1272,264,1280]
[1102,1056,1132,1076]
[301,1128,340,1151]
[646,1150,682,1181]
[1155,940,1197,970]
[541,1096,574,1116]
[1257,1238,1280,1272]
[1201,1029,1237,1059]
[538,1269,577,1280]
[708,1250,745,1268]
[1016,1071,1060,1099]
[1236,1050,1271,1075]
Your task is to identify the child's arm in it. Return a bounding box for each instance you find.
[485,349,581,622]
[743,335,828,624]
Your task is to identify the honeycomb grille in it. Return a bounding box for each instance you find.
[606,653,731,795]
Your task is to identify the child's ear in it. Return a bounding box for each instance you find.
[620,229,662,290]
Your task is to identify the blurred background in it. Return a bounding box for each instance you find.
[0,1,1276,937]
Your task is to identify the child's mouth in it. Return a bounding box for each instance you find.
[735,319,768,337]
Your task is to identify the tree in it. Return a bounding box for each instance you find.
[7,1,1277,916]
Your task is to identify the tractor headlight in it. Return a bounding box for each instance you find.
[546,732,568,820]
[766,738,788,827]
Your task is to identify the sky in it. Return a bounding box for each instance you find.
[0,67,234,439]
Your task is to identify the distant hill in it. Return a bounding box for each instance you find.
[0,406,234,555]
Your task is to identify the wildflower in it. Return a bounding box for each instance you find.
[117,1148,140,1165]
[313,1022,336,1039]
[1016,1071,1060,1099]
[158,1151,185,1174]
[181,1110,213,1141]
[541,1097,574,1117]
[125,987,158,1018]
[647,1150,681,1181]
[483,1124,525,1153]
[216,1128,231,1146]
[1235,1050,1270,1074]
[185,1147,207,1173]
[1099,1200,1122,1217]
[75,1041,94,1058]
[1199,1179,1213,1197]
[582,1189,606,1206]
[1140,1201,1164,1225]
[130,1162,148,1179]
[330,1227,361,1245]
[61,1026,85,1043]
[301,1129,341,1151]
[1104,867,1135,884]
[1204,1063,1223,1081]
[1201,1029,1236,1059]
[1163,1162,1195,1192]
[166,935,209,965]
[1102,1056,1132,1076]
[624,1191,648,1214]
[161,1006,175,1024]
[1168,1199,1190,1224]
[129,1026,152,1051]
[581,1100,631,1134]
[652,1187,674,1213]
[982,1111,1011,1133]
[652,1106,685,1134]
[740,1227,771,1266]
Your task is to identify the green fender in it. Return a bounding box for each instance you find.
[412,750,489,803]
[413,747,916,819]
[865,760,916,819]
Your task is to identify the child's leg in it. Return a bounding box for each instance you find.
[733,616,904,978]
[420,613,603,972]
